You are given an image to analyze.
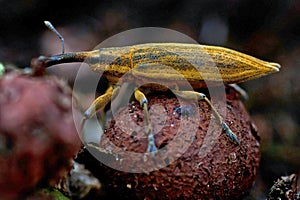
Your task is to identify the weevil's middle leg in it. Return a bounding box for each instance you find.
[134,88,158,155]
[173,90,240,145]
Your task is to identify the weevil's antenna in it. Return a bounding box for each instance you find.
[44,21,65,54]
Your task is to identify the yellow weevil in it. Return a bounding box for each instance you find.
[38,21,280,154]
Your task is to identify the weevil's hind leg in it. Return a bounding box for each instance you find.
[173,90,240,145]
[134,88,157,156]
[228,84,248,101]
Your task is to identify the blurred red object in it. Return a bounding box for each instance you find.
[0,71,81,199]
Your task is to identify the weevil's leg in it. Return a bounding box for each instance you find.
[84,85,115,119]
[228,84,248,101]
[173,90,240,145]
[80,85,117,135]
[134,88,157,155]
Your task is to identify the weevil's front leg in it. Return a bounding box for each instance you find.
[173,90,240,145]
[84,86,115,119]
[80,85,119,133]
[134,88,157,155]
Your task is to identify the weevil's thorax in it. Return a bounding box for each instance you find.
[86,47,133,84]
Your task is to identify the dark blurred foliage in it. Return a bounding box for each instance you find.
[0,0,299,199]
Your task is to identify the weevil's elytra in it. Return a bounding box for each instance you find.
[39,21,280,156]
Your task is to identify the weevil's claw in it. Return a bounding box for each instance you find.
[228,131,240,145]
[147,133,158,157]
[222,122,240,145]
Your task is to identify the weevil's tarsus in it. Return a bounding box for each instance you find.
[44,21,65,54]
[134,88,158,156]
[147,133,157,157]
[173,90,240,145]
[222,122,240,145]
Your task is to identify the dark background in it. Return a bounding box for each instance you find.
[0,0,299,199]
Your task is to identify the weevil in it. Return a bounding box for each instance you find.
[38,21,280,154]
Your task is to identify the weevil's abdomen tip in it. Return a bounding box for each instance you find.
[271,62,281,69]
[261,62,281,75]
[268,62,281,72]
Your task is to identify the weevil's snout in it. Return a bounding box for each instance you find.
[37,52,89,67]
[37,55,63,67]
